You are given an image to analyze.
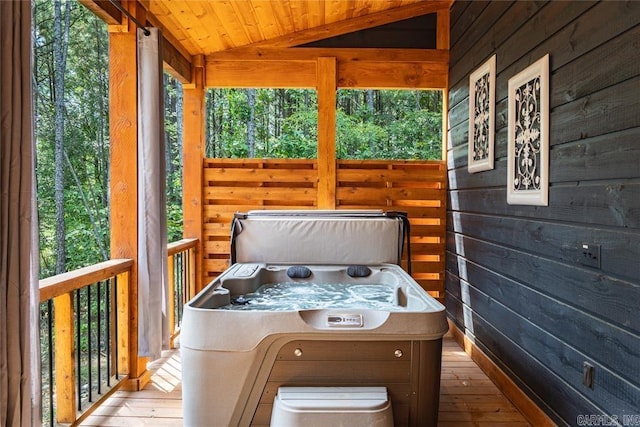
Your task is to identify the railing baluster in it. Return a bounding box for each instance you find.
[76,289,82,411]
[88,284,93,403]
[105,278,111,386]
[97,280,102,394]
[113,274,119,380]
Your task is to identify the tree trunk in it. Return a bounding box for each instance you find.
[53,0,73,274]
[164,74,174,181]
[366,89,375,114]
[205,89,215,157]
[247,89,256,158]
[221,90,229,157]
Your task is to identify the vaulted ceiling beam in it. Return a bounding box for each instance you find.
[78,0,122,25]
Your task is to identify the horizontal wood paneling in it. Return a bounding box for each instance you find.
[203,159,448,300]
[445,259,640,400]
[448,212,640,282]
[447,0,640,424]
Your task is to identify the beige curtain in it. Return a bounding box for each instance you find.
[0,1,39,426]
[137,27,169,360]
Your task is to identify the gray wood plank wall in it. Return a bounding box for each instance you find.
[446,1,640,424]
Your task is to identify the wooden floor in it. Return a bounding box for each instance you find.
[81,334,531,426]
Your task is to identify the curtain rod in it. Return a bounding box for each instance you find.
[108,0,151,36]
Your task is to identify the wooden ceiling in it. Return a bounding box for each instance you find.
[82,0,453,88]
[141,0,451,56]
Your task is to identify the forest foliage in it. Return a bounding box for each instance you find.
[34,0,443,278]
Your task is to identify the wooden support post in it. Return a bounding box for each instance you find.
[317,57,337,209]
[437,8,450,162]
[436,9,450,50]
[183,55,206,291]
[53,292,76,423]
[108,1,148,388]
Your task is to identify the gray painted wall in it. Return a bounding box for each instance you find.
[446,1,640,424]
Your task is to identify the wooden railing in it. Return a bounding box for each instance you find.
[167,238,198,348]
[38,238,198,426]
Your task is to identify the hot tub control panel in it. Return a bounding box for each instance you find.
[327,314,364,327]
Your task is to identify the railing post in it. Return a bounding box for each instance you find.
[54,292,77,423]
[189,245,197,300]
[115,270,130,376]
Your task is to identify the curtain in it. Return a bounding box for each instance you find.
[137,27,168,360]
[0,1,39,426]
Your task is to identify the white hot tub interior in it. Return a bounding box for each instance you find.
[190,263,440,311]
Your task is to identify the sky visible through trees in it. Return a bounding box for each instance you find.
[34,0,443,278]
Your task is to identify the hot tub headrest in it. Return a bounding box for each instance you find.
[230,210,410,269]
[347,265,372,277]
[287,265,313,279]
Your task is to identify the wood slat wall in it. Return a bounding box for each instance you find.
[202,158,447,300]
[336,160,447,298]
[446,1,640,424]
[202,158,318,278]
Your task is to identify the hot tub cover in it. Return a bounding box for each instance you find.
[231,210,410,267]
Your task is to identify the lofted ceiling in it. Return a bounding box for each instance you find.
[139,0,452,56]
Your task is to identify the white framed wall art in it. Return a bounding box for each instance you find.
[468,55,496,173]
[507,54,550,206]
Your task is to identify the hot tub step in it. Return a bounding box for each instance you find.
[270,386,394,427]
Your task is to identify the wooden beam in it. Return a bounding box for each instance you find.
[317,57,337,209]
[205,57,447,89]
[206,60,316,88]
[442,88,449,161]
[78,0,122,25]
[162,36,192,84]
[437,9,451,50]
[243,1,454,48]
[207,47,449,64]
[338,61,448,89]
[143,9,195,68]
[182,60,206,292]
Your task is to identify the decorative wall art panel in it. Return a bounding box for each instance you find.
[507,54,549,206]
[468,55,496,173]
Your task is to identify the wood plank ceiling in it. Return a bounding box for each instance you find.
[142,0,451,56]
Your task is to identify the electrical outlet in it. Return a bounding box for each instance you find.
[583,362,595,389]
[578,243,601,269]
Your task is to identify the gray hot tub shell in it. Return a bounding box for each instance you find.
[181,211,448,426]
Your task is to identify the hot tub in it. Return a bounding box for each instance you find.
[181,211,448,426]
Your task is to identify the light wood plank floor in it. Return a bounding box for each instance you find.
[81,334,531,426]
